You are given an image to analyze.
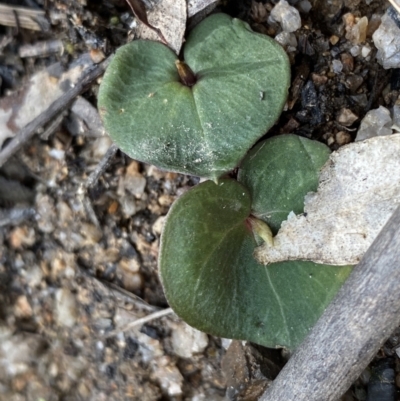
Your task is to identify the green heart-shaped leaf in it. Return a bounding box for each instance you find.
[238,134,331,234]
[98,13,290,180]
[159,179,351,349]
[159,136,351,349]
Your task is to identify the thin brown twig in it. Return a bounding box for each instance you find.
[85,144,119,189]
[100,280,159,313]
[77,184,101,228]
[0,56,112,168]
[81,144,118,230]
[40,111,67,140]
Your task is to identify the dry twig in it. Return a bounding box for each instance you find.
[106,307,174,338]
[100,280,159,313]
[85,144,119,189]
[389,0,400,15]
[0,4,49,31]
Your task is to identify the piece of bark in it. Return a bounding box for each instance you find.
[188,0,220,17]
[255,134,400,266]
[136,0,186,54]
[260,205,400,401]
[0,56,112,168]
[0,56,94,148]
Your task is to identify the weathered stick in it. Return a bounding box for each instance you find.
[0,4,49,31]
[261,205,400,401]
[388,0,400,15]
[0,56,111,168]
[85,144,118,189]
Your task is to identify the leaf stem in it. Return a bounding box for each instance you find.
[247,216,274,246]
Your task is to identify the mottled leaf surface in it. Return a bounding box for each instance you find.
[98,13,290,180]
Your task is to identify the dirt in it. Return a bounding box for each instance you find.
[0,0,400,400]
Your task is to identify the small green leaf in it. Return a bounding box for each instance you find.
[238,134,331,234]
[159,179,351,349]
[98,13,290,179]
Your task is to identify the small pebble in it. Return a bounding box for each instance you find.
[14,295,33,319]
[118,257,140,273]
[117,258,143,292]
[343,12,355,28]
[123,161,147,198]
[122,272,143,292]
[153,356,183,397]
[345,14,368,44]
[171,322,209,358]
[57,201,73,225]
[361,45,371,58]
[350,94,368,108]
[275,32,298,49]
[48,148,65,161]
[335,131,352,146]
[0,334,47,377]
[36,194,56,233]
[107,200,119,214]
[22,265,43,287]
[332,60,343,74]
[152,216,166,236]
[221,338,232,350]
[311,73,328,86]
[90,49,105,63]
[51,252,76,279]
[298,0,312,14]
[355,106,393,141]
[373,11,400,69]
[270,0,301,33]
[350,45,361,57]
[345,75,364,92]
[119,196,137,217]
[158,194,174,207]
[55,288,78,328]
[94,318,113,330]
[8,226,35,249]
[330,35,340,45]
[327,136,335,146]
[89,136,113,160]
[340,53,354,72]
[367,13,382,37]
[80,223,103,244]
[336,108,358,126]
